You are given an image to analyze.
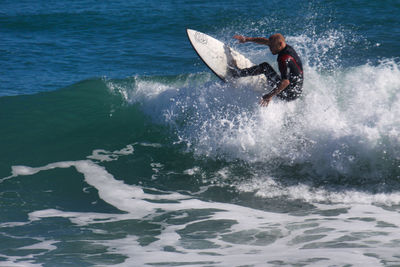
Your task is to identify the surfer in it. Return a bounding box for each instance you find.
[230,33,303,107]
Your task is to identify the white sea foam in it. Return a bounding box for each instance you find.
[102,67,400,210]
[107,32,399,176]
[236,175,400,205]
[99,30,400,208]
[87,144,134,162]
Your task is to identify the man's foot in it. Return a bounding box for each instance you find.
[227,65,241,78]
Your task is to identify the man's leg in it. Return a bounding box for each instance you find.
[230,62,281,88]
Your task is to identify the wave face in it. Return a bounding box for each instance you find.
[103,54,400,201]
[1,0,400,266]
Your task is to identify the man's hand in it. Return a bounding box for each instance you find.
[259,80,290,107]
[259,95,272,107]
[233,35,247,43]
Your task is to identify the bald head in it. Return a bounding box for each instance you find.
[269,33,285,43]
[268,33,286,55]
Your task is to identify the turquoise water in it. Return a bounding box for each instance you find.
[1,1,400,266]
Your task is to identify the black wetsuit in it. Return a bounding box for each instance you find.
[234,44,303,101]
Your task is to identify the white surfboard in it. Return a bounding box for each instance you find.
[186,29,267,92]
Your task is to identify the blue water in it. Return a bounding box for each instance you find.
[1,1,400,266]
[2,0,399,96]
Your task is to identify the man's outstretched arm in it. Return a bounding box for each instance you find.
[233,35,270,46]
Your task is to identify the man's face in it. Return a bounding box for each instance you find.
[269,41,282,55]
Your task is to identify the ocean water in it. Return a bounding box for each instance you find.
[1,0,400,266]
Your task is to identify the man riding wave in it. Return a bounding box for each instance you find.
[230,33,303,107]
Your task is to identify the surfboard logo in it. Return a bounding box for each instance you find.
[194,32,208,45]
